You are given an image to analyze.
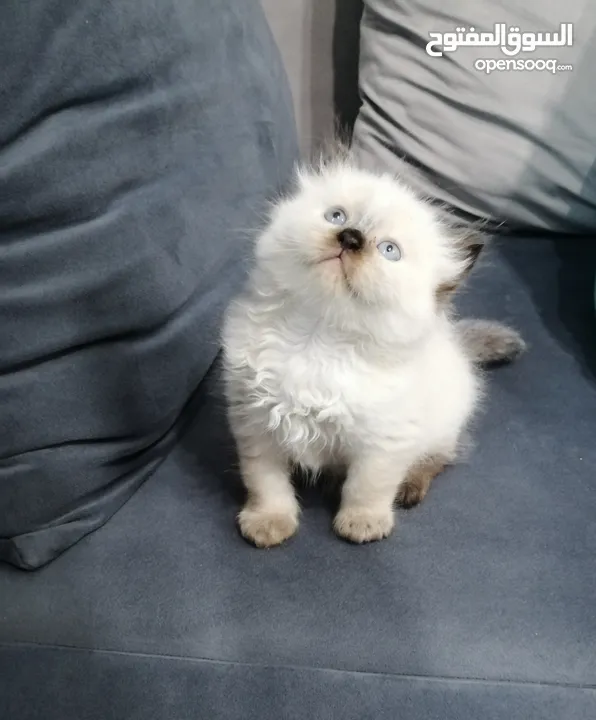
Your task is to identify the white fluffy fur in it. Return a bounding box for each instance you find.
[222,158,482,547]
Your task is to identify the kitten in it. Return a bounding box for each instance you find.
[222,155,524,547]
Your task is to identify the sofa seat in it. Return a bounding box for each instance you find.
[2,237,596,718]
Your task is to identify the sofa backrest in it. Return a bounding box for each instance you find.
[261,0,362,153]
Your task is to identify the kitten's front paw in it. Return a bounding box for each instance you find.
[333,507,395,544]
[238,507,299,548]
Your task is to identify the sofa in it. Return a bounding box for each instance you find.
[1,1,595,718]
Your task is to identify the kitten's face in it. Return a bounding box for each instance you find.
[256,163,473,337]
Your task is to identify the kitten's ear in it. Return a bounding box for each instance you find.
[437,230,485,302]
[458,232,484,276]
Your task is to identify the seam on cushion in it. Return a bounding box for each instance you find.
[1,640,595,692]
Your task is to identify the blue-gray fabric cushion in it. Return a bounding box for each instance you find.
[352,0,596,232]
[0,0,298,570]
[1,237,595,718]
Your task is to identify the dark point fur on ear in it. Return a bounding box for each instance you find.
[452,221,488,275]
[436,223,489,304]
[461,238,484,274]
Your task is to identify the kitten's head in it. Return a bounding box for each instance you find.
[255,155,482,342]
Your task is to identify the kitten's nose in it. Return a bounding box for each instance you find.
[337,228,365,252]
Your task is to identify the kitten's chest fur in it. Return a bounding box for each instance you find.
[231,317,410,469]
[259,335,353,466]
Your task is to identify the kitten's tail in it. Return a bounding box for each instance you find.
[456,319,526,366]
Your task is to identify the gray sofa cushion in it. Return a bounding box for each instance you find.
[0,0,298,570]
[352,0,596,232]
[1,237,596,718]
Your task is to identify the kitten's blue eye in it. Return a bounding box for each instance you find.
[377,240,402,262]
[324,207,347,225]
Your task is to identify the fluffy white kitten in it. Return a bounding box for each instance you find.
[222,155,523,547]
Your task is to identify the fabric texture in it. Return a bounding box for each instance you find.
[2,2,596,717]
[0,0,298,569]
[1,237,596,717]
[1,644,596,720]
[352,0,596,232]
